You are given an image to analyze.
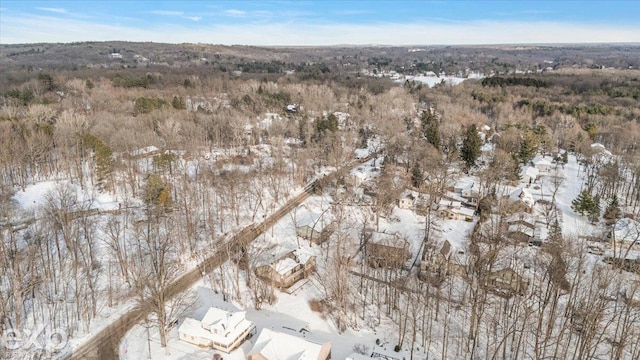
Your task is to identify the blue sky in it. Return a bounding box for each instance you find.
[1,1,639,45]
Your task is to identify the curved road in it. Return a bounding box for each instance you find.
[65,154,375,359]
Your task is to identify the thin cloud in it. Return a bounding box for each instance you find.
[148,10,202,21]
[149,10,185,16]
[1,14,639,45]
[35,7,67,14]
[224,9,247,17]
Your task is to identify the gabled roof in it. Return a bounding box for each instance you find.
[248,328,329,360]
[258,245,314,269]
[520,166,539,178]
[296,207,331,231]
[506,213,537,227]
[509,187,535,208]
[438,199,462,209]
[179,307,254,347]
[532,156,552,166]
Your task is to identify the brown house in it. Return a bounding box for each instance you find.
[255,250,316,289]
[366,232,411,269]
[507,213,537,244]
[420,240,467,282]
[484,268,528,297]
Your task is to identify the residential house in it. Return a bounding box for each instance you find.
[590,143,613,164]
[295,207,334,245]
[247,328,331,360]
[437,200,475,221]
[609,218,640,245]
[520,166,539,184]
[510,187,535,209]
[255,249,316,289]
[420,239,466,281]
[346,169,368,187]
[603,249,640,275]
[531,156,553,173]
[178,307,255,353]
[367,231,411,268]
[460,183,480,207]
[398,193,415,209]
[484,268,528,297]
[507,213,537,243]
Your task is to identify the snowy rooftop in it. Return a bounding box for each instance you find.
[257,245,314,275]
[296,206,331,231]
[354,148,370,159]
[532,156,552,166]
[508,223,535,237]
[612,218,640,243]
[273,257,302,275]
[370,231,408,248]
[510,187,535,208]
[506,213,537,226]
[520,166,539,178]
[248,328,329,360]
[179,307,254,346]
[438,199,462,208]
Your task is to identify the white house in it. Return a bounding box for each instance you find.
[347,169,368,187]
[437,199,475,221]
[247,328,331,360]
[459,183,480,206]
[509,187,535,209]
[531,156,552,173]
[398,193,415,209]
[178,307,255,353]
[520,166,539,184]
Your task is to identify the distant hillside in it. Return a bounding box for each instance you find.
[1,41,639,73]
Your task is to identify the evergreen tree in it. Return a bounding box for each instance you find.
[460,124,482,169]
[411,163,423,188]
[571,189,593,216]
[518,132,538,164]
[421,109,440,150]
[172,96,186,110]
[603,195,621,224]
[548,216,562,242]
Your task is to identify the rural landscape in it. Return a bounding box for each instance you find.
[1,2,640,360]
[1,40,639,360]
